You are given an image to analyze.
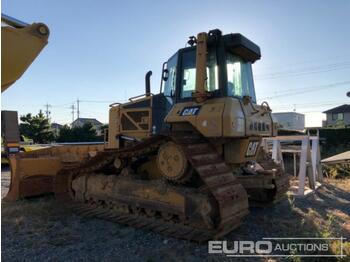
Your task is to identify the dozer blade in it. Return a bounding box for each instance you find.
[5,154,61,201]
[4,144,104,201]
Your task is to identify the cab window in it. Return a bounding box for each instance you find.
[180,49,218,99]
[163,54,178,97]
[226,53,256,102]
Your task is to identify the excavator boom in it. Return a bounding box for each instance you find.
[1,14,54,200]
[1,14,49,92]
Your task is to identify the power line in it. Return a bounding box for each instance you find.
[79,100,115,103]
[259,55,350,70]
[273,103,349,112]
[272,99,349,108]
[44,103,51,119]
[259,80,350,100]
[46,99,117,107]
[39,99,114,124]
[51,104,72,109]
[256,66,350,80]
[257,61,350,76]
[255,61,350,80]
[77,98,80,119]
[71,104,75,123]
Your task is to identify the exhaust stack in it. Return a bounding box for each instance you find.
[145,70,152,96]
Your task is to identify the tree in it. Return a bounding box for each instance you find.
[100,123,109,132]
[98,123,109,140]
[56,122,100,142]
[19,110,55,143]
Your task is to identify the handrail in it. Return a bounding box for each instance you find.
[109,102,122,107]
[129,93,153,102]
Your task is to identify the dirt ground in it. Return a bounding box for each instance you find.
[1,167,349,262]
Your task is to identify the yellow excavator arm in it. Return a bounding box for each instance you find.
[1,14,50,92]
[1,15,51,201]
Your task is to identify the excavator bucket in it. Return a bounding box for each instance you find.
[4,143,104,201]
[1,14,49,92]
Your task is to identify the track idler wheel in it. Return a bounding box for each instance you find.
[157,141,192,183]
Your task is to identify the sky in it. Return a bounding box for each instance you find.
[2,0,350,126]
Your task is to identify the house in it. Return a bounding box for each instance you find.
[71,117,103,135]
[272,112,305,131]
[322,151,350,165]
[51,122,63,136]
[323,104,350,127]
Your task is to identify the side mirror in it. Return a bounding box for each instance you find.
[162,69,169,81]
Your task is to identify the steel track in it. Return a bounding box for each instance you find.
[54,132,289,241]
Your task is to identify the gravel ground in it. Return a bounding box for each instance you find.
[2,167,349,262]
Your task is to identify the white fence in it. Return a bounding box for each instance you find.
[262,133,322,196]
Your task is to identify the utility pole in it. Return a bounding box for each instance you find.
[77,98,80,119]
[44,103,51,119]
[71,104,75,123]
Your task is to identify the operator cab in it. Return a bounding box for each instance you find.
[161,29,260,103]
[107,30,264,148]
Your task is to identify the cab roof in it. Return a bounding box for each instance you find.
[177,29,261,63]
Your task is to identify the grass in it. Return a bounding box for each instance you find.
[323,164,350,179]
[292,180,350,260]
[248,178,350,260]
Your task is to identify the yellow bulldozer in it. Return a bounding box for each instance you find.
[5,29,290,241]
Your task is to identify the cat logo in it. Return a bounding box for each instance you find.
[246,140,260,157]
[180,106,201,116]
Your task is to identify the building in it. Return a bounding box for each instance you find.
[51,122,63,136]
[71,117,103,135]
[272,112,305,131]
[323,104,350,127]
